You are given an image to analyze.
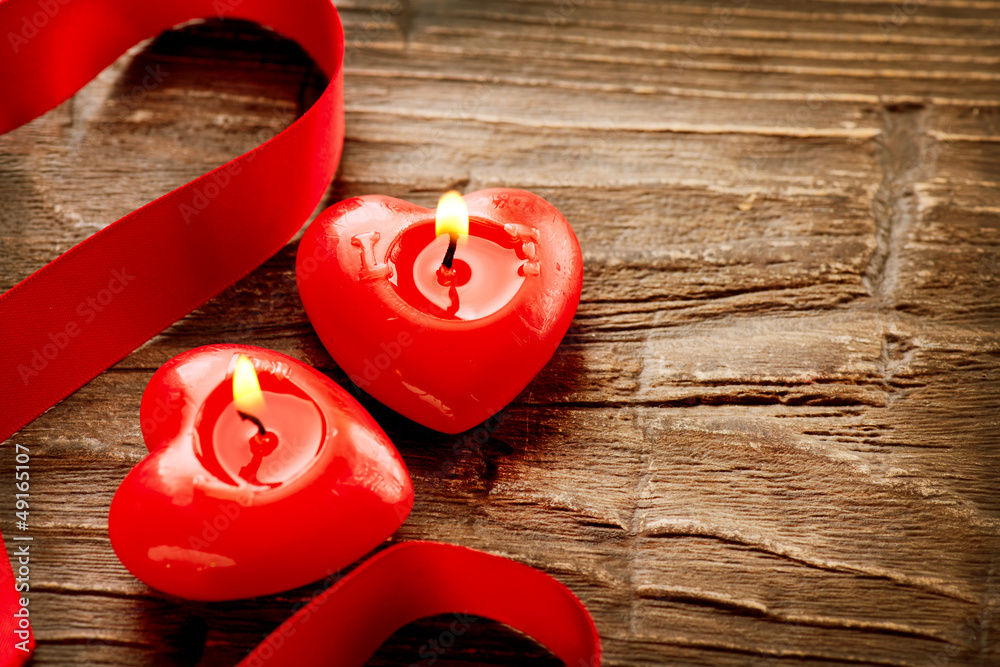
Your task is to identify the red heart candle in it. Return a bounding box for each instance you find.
[297,189,583,433]
[108,345,413,601]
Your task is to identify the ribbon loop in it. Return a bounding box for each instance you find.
[0,0,346,663]
[0,3,602,665]
[0,0,345,446]
[238,542,601,667]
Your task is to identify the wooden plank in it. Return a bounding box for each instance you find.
[1,3,999,665]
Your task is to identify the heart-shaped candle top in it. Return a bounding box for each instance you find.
[108,345,413,601]
[297,189,583,433]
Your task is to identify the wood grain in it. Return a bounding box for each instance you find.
[1,0,999,665]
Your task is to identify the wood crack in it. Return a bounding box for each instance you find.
[41,638,155,650]
[864,103,932,304]
[625,636,926,667]
[509,393,885,408]
[639,520,978,604]
[29,584,161,602]
[347,67,1000,106]
[636,584,954,644]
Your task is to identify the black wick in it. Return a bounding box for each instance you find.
[441,232,458,270]
[237,410,267,436]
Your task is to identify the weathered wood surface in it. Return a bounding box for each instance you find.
[2,0,999,665]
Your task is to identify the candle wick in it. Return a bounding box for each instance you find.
[237,410,267,436]
[441,232,458,270]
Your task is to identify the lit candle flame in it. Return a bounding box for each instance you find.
[233,355,264,414]
[435,190,468,239]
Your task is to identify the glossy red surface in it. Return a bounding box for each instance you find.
[296,189,583,433]
[108,345,413,601]
[237,541,602,666]
[392,218,526,320]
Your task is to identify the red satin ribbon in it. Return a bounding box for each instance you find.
[0,0,602,663]
[239,541,601,666]
[0,0,346,662]
[0,0,345,444]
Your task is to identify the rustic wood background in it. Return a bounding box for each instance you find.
[2,0,999,664]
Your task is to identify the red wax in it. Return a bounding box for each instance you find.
[392,218,526,320]
[199,379,323,487]
[297,189,583,433]
[108,345,413,601]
